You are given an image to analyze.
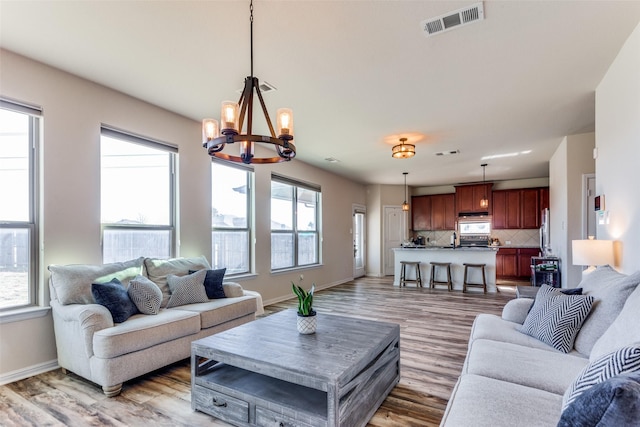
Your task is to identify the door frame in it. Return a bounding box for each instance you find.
[352,204,366,278]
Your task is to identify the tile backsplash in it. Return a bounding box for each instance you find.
[415,228,540,247]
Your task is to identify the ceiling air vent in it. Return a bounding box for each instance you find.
[420,2,484,38]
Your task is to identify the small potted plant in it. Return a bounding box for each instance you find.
[292,276,316,334]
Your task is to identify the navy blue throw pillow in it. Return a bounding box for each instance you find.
[189,268,227,299]
[558,371,640,427]
[92,278,139,323]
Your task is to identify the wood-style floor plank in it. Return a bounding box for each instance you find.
[1,277,514,426]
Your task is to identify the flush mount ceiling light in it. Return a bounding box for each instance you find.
[202,0,295,164]
[479,163,489,209]
[402,172,410,211]
[392,138,416,159]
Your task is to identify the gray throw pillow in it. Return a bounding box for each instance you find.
[127,275,162,315]
[144,256,211,307]
[574,270,640,356]
[49,257,145,305]
[166,269,209,308]
[518,285,595,353]
[559,371,640,427]
[91,278,139,323]
[563,344,640,411]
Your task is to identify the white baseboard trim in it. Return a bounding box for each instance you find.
[263,278,353,307]
[0,359,59,386]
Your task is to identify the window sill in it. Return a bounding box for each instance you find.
[0,306,51,324]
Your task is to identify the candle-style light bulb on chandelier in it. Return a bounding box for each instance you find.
[402,172,410,212]
[479,163,489,209]
[392,137,416,159]
[202,0,296,164]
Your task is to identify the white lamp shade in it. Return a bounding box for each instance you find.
[572,239,614,267]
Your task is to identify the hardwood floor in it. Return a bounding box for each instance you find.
[1,277,513,426]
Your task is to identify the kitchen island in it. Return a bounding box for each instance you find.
[393,246,498,292]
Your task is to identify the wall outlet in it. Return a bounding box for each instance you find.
[506,240,512,245]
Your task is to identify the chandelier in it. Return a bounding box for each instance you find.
[402,172,409,211]
[202,0,295,164]
[480,163,489,209]
[392,138,415,159]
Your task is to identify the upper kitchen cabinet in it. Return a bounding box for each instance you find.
[493,187,548,229]
[454,184,493,215]
[411,193,455,231]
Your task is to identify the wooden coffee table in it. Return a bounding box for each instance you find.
[191,309,400,427]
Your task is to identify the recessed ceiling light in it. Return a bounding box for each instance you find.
[325,157,340,163]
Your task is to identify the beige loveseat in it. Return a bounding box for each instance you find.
[49,256,262,397]
[441,266,640,426]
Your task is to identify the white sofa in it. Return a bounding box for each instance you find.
[49,256,262,397]
[441,266,640,426]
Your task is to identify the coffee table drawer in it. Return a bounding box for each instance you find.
[193,384,249,423]
[255,406,315,427]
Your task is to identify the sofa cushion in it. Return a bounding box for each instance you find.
[574,269,640,356]
[173,295,257,329]
[91,278,139,323]
[127,275,162,315]
[558,371,640,427]
[440,374,563,427]
[92,309,201,359]
[166,269,209,308]
[591,275,640,360]
[49,257,144,305]
[190,268,227,299]
[563,344,640,410]
[223,282,245,298]
[144,256,211,307]
[518,285,594,353]
[470,314,580,354]
[465,339,589,395]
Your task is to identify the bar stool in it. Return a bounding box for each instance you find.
[430,262,453,291]
[463,263,487,293]
[400,261,422,287]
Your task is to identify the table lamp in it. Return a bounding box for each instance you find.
[572,236,615,276]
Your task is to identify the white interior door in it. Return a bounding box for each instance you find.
[353,206,366,278]
[384,206,406,276]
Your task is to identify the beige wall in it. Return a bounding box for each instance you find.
[0,49,365,380]
[549,133,595,288]
[596,22,640,274]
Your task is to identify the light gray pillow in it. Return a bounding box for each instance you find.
[127,275,162,315]
[166,269,209,308]
[574,270,640,356]
[591,280,640,360]
[144,256,211,307]
[48,257,145,305]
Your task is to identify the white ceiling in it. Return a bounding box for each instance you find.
[2,0,639,186]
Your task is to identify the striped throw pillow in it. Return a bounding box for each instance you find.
[166,269,209,308]
[563,344,640,411]
[518,285,594,353]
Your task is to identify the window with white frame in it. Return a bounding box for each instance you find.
[0,99,40,310]
[271,176,320,270]
[100,127,176,263]
[211,161,252,275]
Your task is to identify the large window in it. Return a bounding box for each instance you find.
[271,176,320,270]
[211,161,252,275]
[0,100,40,310]
[100,127,176,263]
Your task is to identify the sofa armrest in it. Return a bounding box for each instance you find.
[51,299,114,360]
[501,298,534,324]
[222,281,244,298]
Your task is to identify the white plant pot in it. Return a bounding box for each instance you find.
[297,313,317,334]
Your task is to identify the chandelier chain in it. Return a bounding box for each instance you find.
[250,0,254,77]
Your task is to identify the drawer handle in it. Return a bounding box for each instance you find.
[212,397,227,408]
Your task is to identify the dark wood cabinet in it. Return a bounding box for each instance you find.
[455,184,492,215]
[496,248,518,278]
[496,247,540,279]
[492,187,547,230]
[411,195,431,231]
[411,193,455,231]
[518,248,540,278]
